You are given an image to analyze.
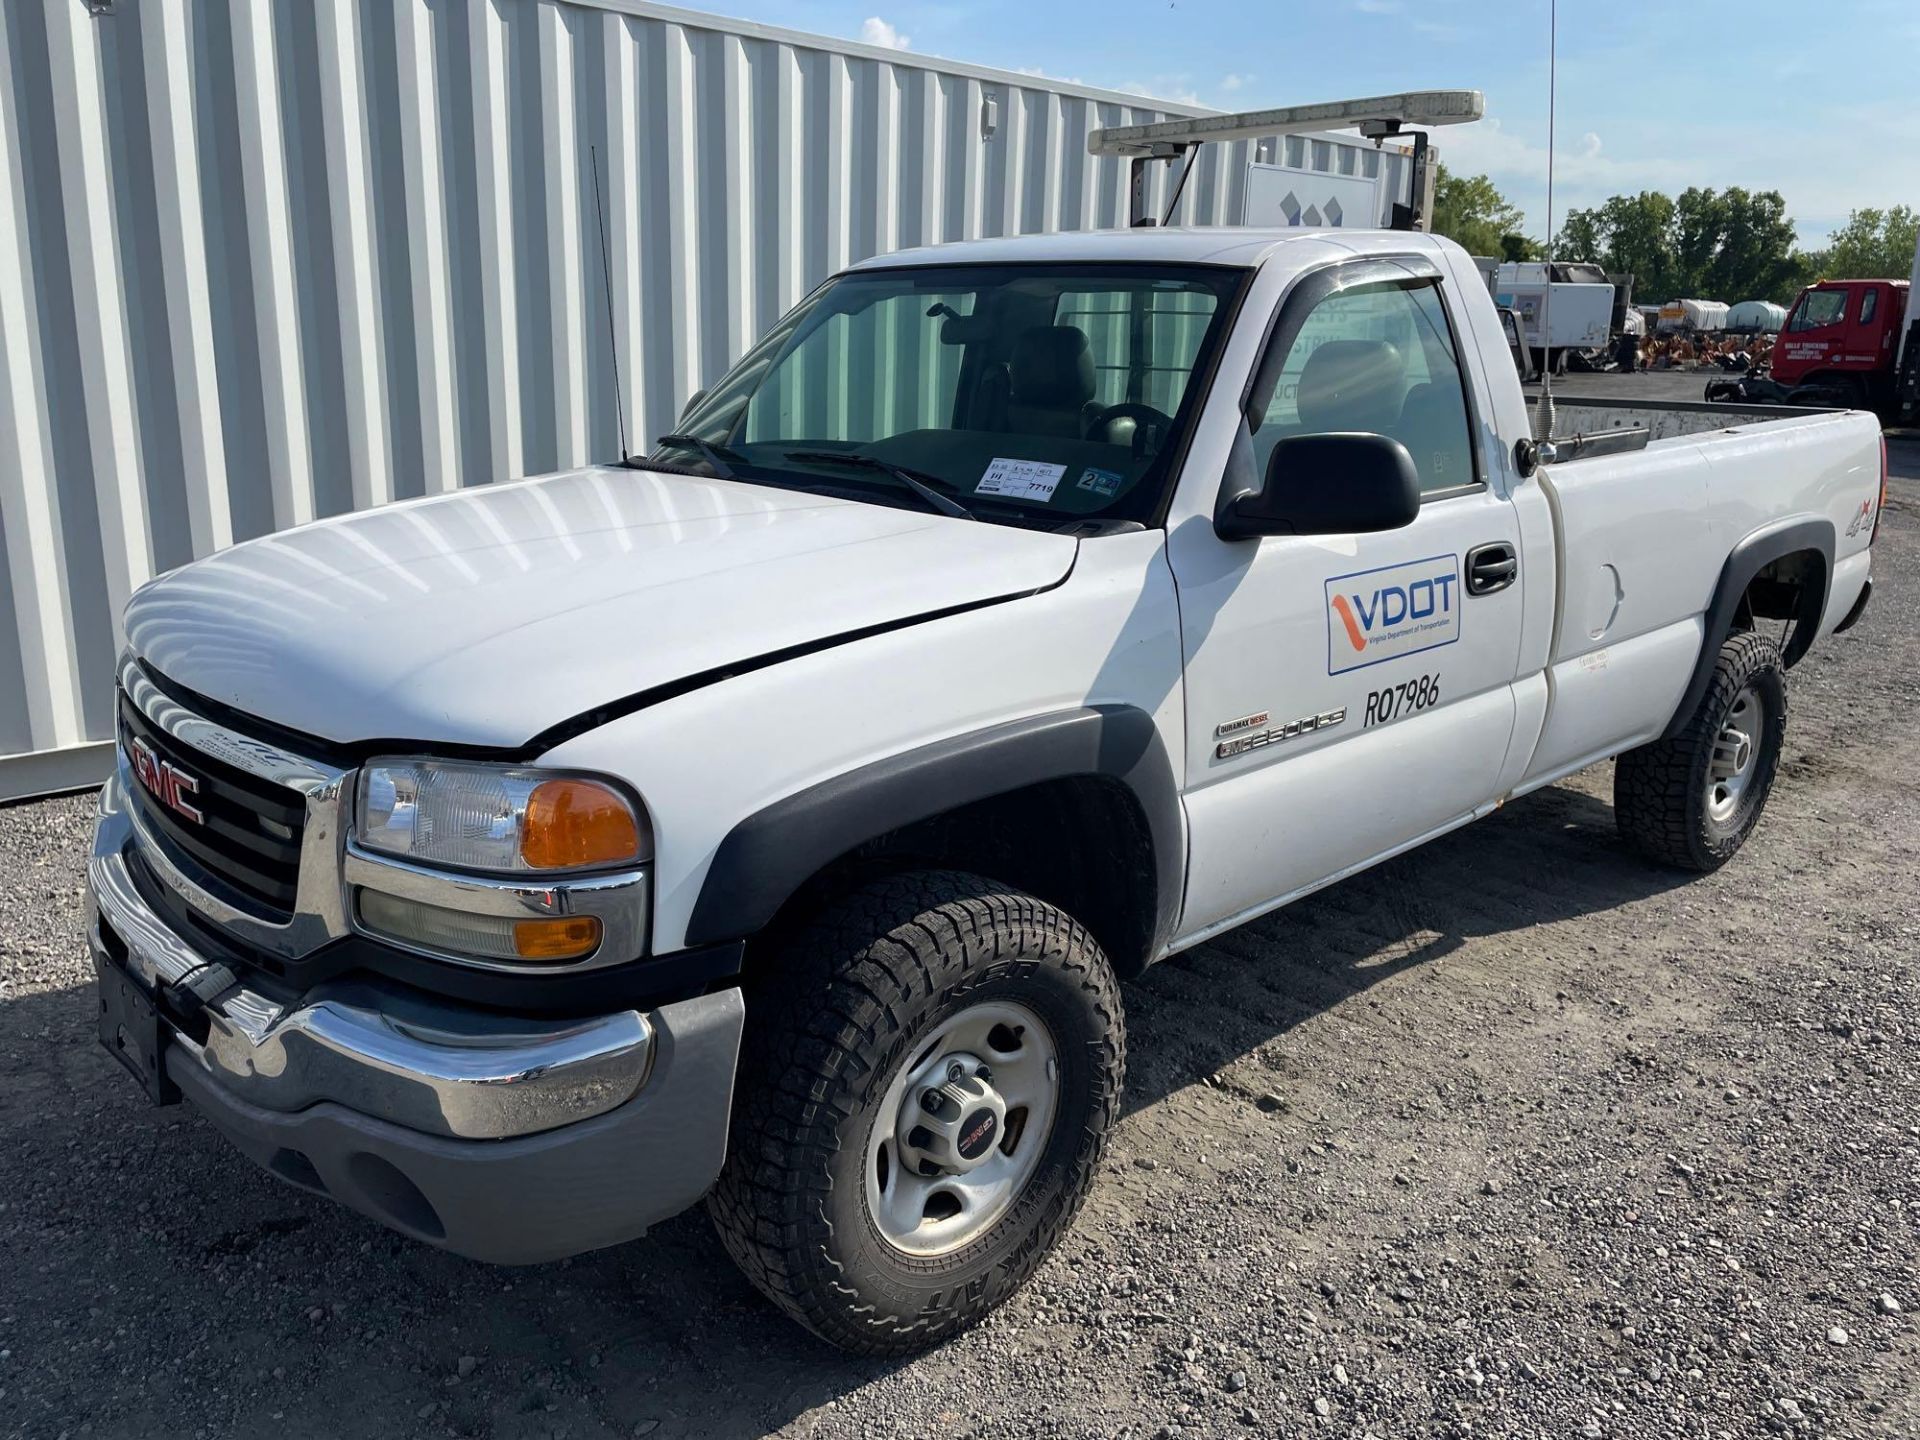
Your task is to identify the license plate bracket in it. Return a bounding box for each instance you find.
[95,955,180,1105]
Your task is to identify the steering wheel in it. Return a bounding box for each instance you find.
[1086,402,1176,455]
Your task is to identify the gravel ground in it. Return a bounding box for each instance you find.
[2,437,1916,1440]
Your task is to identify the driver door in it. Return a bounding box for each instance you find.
[1167,258,1526,942]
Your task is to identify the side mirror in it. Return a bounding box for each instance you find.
[678,388,707,423]
[1216,432,1422,539]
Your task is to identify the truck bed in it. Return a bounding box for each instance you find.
[1511,396,1881,792]
[1548,392,1842,443]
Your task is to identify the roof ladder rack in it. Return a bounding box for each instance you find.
[1087,90,1485,231]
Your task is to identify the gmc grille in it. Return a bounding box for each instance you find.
[118,694,307,918]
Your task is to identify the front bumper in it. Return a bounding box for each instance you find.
[88,782,744,1264]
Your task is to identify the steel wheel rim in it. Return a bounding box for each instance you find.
[864,998,1060,1258]
[1707,684,1764,824]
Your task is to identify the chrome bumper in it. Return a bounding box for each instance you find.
[93,777,665,1141]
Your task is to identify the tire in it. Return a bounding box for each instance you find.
[707,869,1125,1354]
[1614,631,1787,871]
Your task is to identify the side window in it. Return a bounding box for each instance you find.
[1859,288,1878,325]
[1251,278,1477,495]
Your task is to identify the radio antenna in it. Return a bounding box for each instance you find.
[589,143,629,460]
[1533,0,1558,442]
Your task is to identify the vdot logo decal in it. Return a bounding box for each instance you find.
[1324,554,1462,675]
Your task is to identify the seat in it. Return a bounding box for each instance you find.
[1390,381,1471,491]
[970,361,1011,432]
[1004,325,1099,438]
[1295,339,1406,436]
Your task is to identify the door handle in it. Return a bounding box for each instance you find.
[1465,542,1518,596]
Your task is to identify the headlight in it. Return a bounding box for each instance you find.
[357,760,646,874]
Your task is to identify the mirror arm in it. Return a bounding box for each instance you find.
[1211,421,1266,540]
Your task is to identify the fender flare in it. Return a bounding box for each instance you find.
[1661,516,1833,740]
[683,705,1184,952]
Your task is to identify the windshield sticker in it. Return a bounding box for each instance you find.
[976,457,1067,502]
[1324,554,1461,675]
[1077,466,1124,498]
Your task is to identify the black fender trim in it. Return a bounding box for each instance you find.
[1661,517,1833,740]
[684,705,1184,951]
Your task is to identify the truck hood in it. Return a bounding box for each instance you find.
[126,466,1076,750]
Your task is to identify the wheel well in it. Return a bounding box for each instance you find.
[1734,548,1827,667]
[743,775,1162,983]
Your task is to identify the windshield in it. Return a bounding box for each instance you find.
[663,262,1247,528]
[1788,288,1849,331]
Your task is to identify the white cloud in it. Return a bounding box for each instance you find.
[1434,114,1692,235]
[1115,74,1203,107]
[1016,63,1087,85]
[1220,73,1253,93]
[860,16,910,50]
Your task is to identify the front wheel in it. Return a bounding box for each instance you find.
[1614,631,1788,870]
[707,870,1124,1354]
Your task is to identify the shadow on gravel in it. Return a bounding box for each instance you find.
[1118,778,1692,1117]
[0,778,1688,1438]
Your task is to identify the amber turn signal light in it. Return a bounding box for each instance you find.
[512,915,604,961]
[520,779,643,870]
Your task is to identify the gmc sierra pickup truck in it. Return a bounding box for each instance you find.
[89,227,1883,1355]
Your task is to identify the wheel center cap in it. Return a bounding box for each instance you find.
[896,1054,1009,1176]
[1713,725,1753,780]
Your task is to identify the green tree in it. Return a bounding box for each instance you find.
[1498,232,1541,262]
[1558,191,1680,298]
[1688,188,1804,302]
[1429,164,1529,258]
[1818,206,1919,280]
[1555,188,1804,303]
[1556,208,1606,265]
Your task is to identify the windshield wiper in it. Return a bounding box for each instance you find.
[653,433,743,479]
[782,450,977,521]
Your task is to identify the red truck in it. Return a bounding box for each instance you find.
[1771,277,1911,411]
[1710,256,1920,421]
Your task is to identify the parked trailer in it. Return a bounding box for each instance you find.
[1726,300,1786,334]
[1659,299,1730,332]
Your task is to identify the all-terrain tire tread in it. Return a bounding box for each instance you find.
[706,870,1124,1356]
[1615,630,1786,871]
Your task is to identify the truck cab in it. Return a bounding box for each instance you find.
[1773,277,1911,413]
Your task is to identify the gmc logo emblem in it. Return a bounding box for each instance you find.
[129,736,203,825]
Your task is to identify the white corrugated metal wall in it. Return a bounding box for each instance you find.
[0,0,1408,799]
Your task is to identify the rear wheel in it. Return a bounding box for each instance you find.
[707,870,1124,1354]
[1614,631,1787,870]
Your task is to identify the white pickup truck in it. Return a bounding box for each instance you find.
[89,227,1882,1354]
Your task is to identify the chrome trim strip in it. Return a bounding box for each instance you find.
[90,787,654,1140]
[186,981,652,1139]
[92,777,226,991]
[119,655,344,795]
[343,844,649,974]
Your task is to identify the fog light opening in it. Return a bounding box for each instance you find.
[346,1152,445,1240]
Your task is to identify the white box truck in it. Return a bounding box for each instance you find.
[1494,261,1615,373]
